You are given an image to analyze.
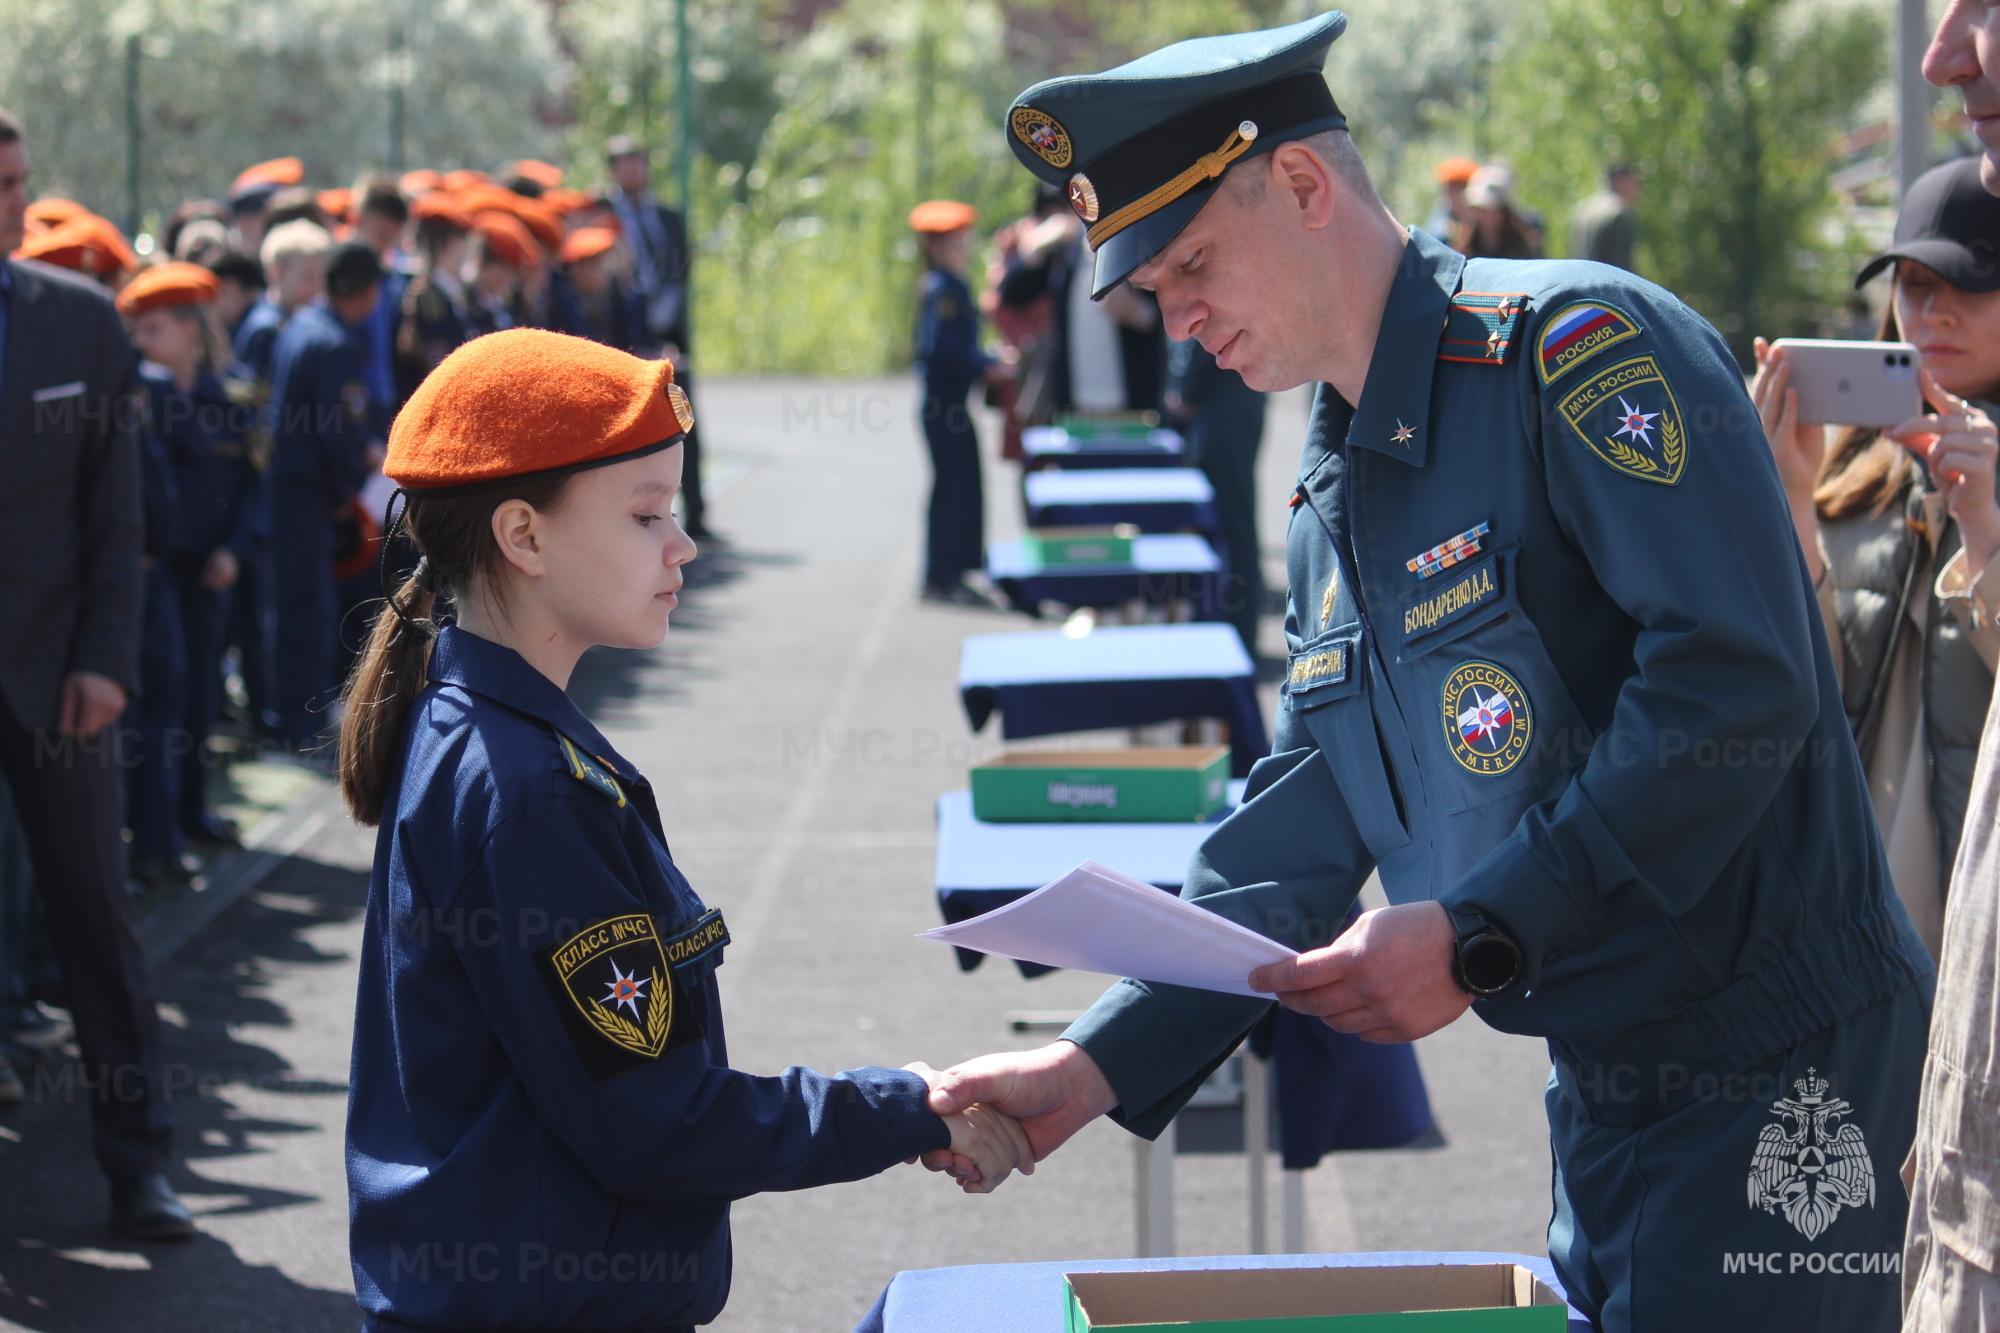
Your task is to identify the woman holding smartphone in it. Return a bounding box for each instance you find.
[1751,155,2000,960]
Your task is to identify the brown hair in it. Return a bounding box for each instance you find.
[1813,304,1918,522]
[338,475,574,826]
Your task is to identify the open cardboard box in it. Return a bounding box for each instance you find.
[1062,1263,1567,1332]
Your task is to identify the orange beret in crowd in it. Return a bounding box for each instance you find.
[454,183,522,216]
[558,227,618,265]
[474,212,541,268]
[908,199,977,234]
[400,169,443,197]
[1433,156,1479,186]
[317,188,353,224]
[509,159,565,189]
[510,198,564,253]
[231,156,304,195]
[386,329,693,493]
[17,215,138,277]
[441,169,489,193]
[25,197,88,229]
[115,262,220,316]
[413,192,475,231]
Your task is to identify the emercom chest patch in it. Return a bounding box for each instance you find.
[1556,354,1688,486]
[539,913,701,1083]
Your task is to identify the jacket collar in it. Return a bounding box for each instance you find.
[1345,227,1465,469]
[426,626,639,782]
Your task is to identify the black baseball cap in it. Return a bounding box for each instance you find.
[1856,156,2000,293]
[324,240,384,298]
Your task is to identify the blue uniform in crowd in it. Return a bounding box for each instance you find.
[138,362,268,846]
[1169,338,1267,655]
[265,301,371,744]
[232,295,286,384]
[347,627,946,1330]
[1066,231,1934,1331]
[913,266,990,592]
[122,402,185,871]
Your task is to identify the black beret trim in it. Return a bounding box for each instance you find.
[1077,72,1343,221]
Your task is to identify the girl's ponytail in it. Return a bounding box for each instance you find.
[338,564,437,826]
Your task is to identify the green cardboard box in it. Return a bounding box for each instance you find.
[1062,1264,1568,1333]
[970,747,1230,823]
[1024,526,1139,569]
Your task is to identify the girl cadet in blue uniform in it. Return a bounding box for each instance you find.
[909,200,996,605]
[122,263,269,849]
[336,329,1027,1332]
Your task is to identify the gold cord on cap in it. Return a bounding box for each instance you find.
[1085,119,1261,251]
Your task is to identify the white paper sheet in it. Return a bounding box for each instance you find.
[919,859,1296,998]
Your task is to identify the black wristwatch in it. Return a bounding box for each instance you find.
[1445,906,1524,996]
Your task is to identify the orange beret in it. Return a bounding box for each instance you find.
[909,199,977,234]
[541,187,593,216]
[510,199,563,253]
[387,329,694,493]
[317,188,353,223]
[474,211,541,267]
[454,183,521,216]
[413,192,474,231]
[231,156,304,194]
[558,227,618,265]
[18,216,137,277]
[115,262,221,316]
[1433,156,1479,185]
[509,159,565,189]
[441,169,489,193]
[26,197,89,228]
[400,169,443,196]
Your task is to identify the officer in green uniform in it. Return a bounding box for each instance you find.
[927,15,1932,1331]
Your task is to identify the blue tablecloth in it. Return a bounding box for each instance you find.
[1023,467,1219,534]
[1022,425,1184,469]
[957,625,1269,777]
[855,1251,1590,1333]
[931,790,1433,1168]
[989,534,1224,618]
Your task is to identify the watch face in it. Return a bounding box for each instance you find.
[1460,931,1521,994]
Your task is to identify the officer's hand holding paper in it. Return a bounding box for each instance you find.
[921,860,1296,996]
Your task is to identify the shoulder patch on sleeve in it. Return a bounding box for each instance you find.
[1439,292,1530,365]
[1555,354,1687,486]
[538,913,703,1083]
[1537,300,1641,384]
[557,733,626,807]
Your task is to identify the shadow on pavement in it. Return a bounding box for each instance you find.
[0,852,368,1332]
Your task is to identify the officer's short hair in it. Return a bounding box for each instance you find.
[260,219,332,273]
[0,105,21,145]
[357,182,409,226]
[1221,128,1379,208]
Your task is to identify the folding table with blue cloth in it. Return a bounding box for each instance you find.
[987,533,1226,620]
[1021,423,1185,469]
[957,624,1269,777]
[1022,466,1220,535]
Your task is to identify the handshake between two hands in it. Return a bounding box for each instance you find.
[902,1062,1040,1195]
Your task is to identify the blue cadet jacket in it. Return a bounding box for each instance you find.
[1065,228,1933,1134]
[232,296,286,384]
[138,363,268,563]
[266,302,371,510]
[348,627,947,1331]
[914,268,990,393]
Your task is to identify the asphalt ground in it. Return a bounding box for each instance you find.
[0,377,1556,1332]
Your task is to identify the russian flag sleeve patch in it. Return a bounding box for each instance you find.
[1537,300,1641,384]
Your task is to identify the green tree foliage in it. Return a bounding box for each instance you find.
[0,0,562,224]
[1485,0,1884,362]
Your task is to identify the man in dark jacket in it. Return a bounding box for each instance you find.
[0,104,191,1239]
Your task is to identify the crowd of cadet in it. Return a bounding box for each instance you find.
[0,112,709,1237]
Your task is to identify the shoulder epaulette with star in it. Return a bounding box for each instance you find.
[556,733,626,808]
[1440,291,1531,366]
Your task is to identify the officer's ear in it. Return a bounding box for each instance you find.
[489,497,547,578]
[1269,142,1337,232]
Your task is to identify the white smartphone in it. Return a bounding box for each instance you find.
[1768,339,1922,428]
